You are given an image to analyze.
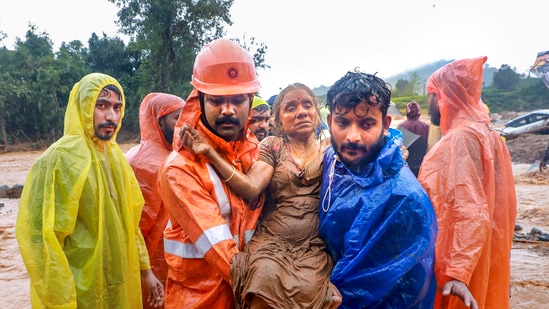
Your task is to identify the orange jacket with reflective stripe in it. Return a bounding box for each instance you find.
[158,92,263,308]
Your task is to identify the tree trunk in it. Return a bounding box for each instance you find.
[0,121,7,153]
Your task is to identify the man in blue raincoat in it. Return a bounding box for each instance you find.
[16,73,164,308]
[319,69,438,308]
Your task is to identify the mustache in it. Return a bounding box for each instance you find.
[98,121,118,129]
[215,116,240,125]
[254,128,268,135]
[340,142,368,152]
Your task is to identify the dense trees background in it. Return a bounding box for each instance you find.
[0,0,268,150]
[0,0,547,151]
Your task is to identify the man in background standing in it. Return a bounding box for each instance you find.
[126,92,185,308]
[419,56,517,309]
[540,144,549,172]
[397,101,429,177]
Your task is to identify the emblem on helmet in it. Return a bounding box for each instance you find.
[228,68,238,79]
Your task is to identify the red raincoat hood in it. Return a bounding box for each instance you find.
[426,56,491,135]
[139,92,185,150]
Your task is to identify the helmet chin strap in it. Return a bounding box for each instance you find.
[197,91,217,136]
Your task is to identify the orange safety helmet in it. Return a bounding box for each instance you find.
[191,38,261,95]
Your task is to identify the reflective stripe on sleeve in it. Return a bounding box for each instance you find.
[244,229,255,243]
[206,164,230,221]
[233,229,256,247]
[164,237,204,258]
[206,163,256,245]
[164,224,233,259]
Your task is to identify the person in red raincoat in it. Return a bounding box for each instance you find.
[126,92,185,309]
[418,56,517,309]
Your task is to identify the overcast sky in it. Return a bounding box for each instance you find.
[1,0,547,98]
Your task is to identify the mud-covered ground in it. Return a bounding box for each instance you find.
[1,131,549,308]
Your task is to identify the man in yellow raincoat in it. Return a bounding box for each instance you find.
[248,96,271,141]
[418,57,517,309]
[16,73,164,308]
[126,93,185,308]
[158,39,263,308]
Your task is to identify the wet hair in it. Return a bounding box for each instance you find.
[271,83,324,138]
[406,101,421,120]
[326,69,391,118]
[102,84,122,100]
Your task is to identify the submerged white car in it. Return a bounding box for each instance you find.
[500,109,549,139]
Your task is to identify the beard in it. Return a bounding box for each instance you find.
[162,126,175,145]
[428,96,441,126]
[95,121,118,141]
[330,130,385,174]
[253,127,268,141]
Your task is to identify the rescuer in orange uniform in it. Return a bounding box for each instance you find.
[126,92,185,308]
[418,56,517,309]
[157,38,263,308]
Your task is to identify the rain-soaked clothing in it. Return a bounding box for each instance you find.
[16,73,150,308]
[319,128,437,309]
[231,137,334,308]
[158,90,263,308]
[418,56,517,309]
[125,93,185,308]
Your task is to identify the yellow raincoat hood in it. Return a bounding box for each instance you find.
[16,73,149,308]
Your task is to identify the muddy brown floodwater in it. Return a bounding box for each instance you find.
[1,136,549,308]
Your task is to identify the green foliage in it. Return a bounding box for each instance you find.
[232,35,269,71]
[110,0,234,98]
[482,77,549,112]
[393,79,409,97]
[0,0,269,147]
[391,67,549,114]
[86,33,141,131]
[492,64,520,91]
[0,29,65,144]
[105,0,268,132]
[384,60,497,90]
[391,95,428,115]
[8,1,544,147]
